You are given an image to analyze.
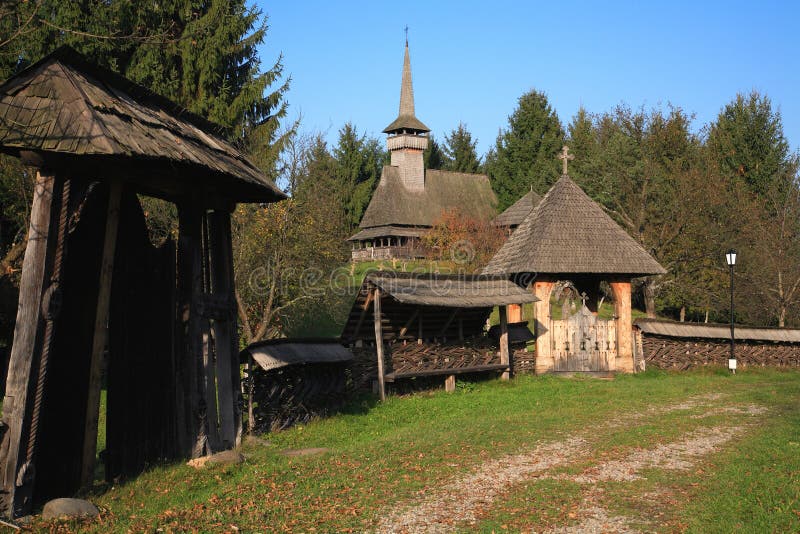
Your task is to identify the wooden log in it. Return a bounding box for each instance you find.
[445,374,456,392]
[438,309,459,338]
[373,288,386,401]
[80,179,122,487]
[499,305,510,380]
[0,171,59,517]
[399,309,420,338]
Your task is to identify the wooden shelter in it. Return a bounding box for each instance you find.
[484,167,665,375]
[0,47,284,517]
[348,43,496,260]
[341,271,538,399]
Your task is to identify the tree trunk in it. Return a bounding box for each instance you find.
[679,306,686,322]
[643,277,657,318]
[779,305,786,328]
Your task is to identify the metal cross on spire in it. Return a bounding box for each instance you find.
[404,25,409,45]
[558,145,574,175]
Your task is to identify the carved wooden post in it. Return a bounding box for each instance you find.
[80,179,122,487]
[373,287,386,401]
[533,279,555,374]
[0,170,60,517]
[206,209,240,449]
[499,305,510,380]
[610,279,634,373]
[507,304,523,323]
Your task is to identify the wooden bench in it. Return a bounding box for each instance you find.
[383,363,510,392]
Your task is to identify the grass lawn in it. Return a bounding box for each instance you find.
[35,368,800,533]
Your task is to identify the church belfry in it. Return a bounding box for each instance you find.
[383,40,429,191]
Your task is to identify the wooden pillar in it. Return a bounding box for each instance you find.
[533,279,555,374]
[0,171,60,517]
[373,288,386,401]
[610,279,634,373]
[80,179,122,487]
[499,305,510,380]
[507,303,523,323]
[175,203,207,458]
[206,209,240,449]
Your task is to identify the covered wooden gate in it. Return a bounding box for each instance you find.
[551,305,616,372]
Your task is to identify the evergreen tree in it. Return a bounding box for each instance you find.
[332,123,385,228]
[485,89,564,210]
[423,134,445,170]
[707,91,790,197]
[442,123,482,173]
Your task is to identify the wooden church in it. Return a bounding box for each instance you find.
[348,42,496,261]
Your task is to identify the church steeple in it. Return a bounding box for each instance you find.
[383,42,430,134]
[384,38,429,191]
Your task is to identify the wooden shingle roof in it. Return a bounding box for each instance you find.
[636,319,800,343]
[357,166,497,230]
[484,175,666,276]
[0,47,284,202]
[493,190,542,228]
[383,44,429,134]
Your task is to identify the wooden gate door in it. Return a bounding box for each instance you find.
[551,305,616,372]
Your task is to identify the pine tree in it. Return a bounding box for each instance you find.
[707,91,790,197]
[442,123,481,173]
[485,89,564,210]
[333,123,385,228]
[423,134,445,170]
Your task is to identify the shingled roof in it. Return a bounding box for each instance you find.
[382,44,430,134]
[356,167,497,230]
[484,175,666,276]
[493,190,542,228]
[0,47,284,202]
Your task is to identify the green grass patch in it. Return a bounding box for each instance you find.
[32,369,800,532]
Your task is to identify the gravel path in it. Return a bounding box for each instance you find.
[374,394,762,534]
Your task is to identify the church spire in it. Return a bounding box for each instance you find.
[383,38,430,134]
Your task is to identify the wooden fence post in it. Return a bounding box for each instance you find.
[373,287,386,401]
[500,305,510,380]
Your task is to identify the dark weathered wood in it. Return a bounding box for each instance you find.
[399,309,420,338]
[384,364,509,382]
[81,179,121,487]
[0,171,59,517]
[439,309,459,338]
[206,210,238,450]
[373,288,386,402]
[499,306,510,380]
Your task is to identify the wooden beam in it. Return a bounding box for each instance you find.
[373,288,386,402]
[352,289,375,340]
[399,309,420,337]
[438,308,460,338]
[499,305,510,380]
[0,171,59,517]
[81,179,122,487]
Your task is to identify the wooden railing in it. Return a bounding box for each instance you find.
[351,246,423,261]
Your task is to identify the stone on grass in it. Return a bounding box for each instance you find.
[187,449,245,469]
[42,498,99,520]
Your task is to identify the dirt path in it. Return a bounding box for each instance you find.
[374,395,763,534]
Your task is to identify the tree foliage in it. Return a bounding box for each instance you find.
[423,134,445,170]
[485,89,565,210]
[442,123,482,173]
[333,123,385,228]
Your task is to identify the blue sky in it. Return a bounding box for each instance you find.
[256,1,800,158]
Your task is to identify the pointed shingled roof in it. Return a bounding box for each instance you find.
[484,175,666,276]
[493,190,543,228]
[0,46,285,202]
[383,44,430,133]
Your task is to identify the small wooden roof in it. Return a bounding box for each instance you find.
[364,271,539,308]
[493,190,542,228]
[341,271,538,341]
[240,339,353,371]
[0,47,285,203]
[355,167,496,232]
[636,319,800,343]
[484,175,666,277]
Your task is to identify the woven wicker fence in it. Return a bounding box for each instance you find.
[640,334,800,370]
